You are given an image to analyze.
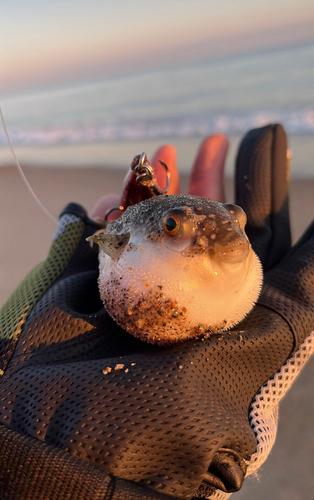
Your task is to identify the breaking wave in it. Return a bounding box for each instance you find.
[0,108,313,147]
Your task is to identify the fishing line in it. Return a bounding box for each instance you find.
[0,106,58,225]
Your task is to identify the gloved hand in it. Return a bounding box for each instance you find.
[0,125,313,500]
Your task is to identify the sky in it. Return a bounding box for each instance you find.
[1,0,314,96]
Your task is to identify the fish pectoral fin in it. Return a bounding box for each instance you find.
[87,232,130,259]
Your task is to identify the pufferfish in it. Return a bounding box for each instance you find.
[88,195,263,345]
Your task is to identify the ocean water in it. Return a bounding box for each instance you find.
[0,43,314,175]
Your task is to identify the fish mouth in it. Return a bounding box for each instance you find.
[202,448,247,493]
[214,238,250,264]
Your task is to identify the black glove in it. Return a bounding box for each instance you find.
[0,124,313,500]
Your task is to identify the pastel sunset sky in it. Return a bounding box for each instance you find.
[2,0,314,96]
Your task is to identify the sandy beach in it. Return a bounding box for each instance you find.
[0,164,313,499]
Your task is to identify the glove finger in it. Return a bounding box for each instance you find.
[235,124,291,271]
[188,134,229,202]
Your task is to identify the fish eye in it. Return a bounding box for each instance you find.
[163,214,181,236]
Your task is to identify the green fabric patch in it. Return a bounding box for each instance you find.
[0,219,85,373]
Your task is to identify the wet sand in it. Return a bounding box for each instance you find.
[0,165,313,499]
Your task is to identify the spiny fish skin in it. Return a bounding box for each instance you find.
[89,195,263,345]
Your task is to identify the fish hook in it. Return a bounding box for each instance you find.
[102,152,171,225]
[132,152,171,196]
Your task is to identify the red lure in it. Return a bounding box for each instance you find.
[104,153,170,223]
[120,154,156,209]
